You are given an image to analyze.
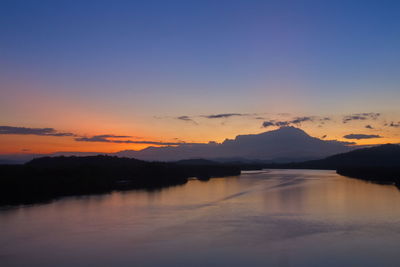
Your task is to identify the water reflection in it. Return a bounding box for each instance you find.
[1,170,400,266]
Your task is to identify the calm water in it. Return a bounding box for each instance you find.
[1,169,400,267]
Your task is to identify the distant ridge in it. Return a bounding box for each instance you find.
[280,143,400,169]
[265,144,400,186]
[116,127,353,162]
[0,127,354,163]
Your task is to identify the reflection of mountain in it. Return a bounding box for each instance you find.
[117,127,352,162]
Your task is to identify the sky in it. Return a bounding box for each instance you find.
[1,0,400,154]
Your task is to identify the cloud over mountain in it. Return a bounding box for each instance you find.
[262,116,327,128]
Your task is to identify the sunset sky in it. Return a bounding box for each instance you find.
[1,0,400,154]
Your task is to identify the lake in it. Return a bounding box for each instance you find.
[1,169,400,266]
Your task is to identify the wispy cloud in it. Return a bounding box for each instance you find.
[0,126,75,137]
[201,113,246,119]
[75,135,197,146]
[342,113,380,123]
[343,134,382,140]
[0,125,195,147]
[174,112,265,124]
[74,135,131,142]
[176,116,198,124]
[262,116,326,128]
[386,121,400,128]
[290,116,314,124]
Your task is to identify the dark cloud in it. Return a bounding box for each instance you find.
[290,116,314,124]
[262,116,318,128]
[177,116,191,121]
[176,113,257,122]
[275,121,290,127]
[262,120,290,128]
[365,125,374,129]
[202,113,245,119]
[0,126,74,137]
[176,112,270,122]
[342,113,380,123]
[262,121,275,127]
[0,125,196,147]
[321,135,327,139]
[319,117,331,125]
[95,134,131,138]
[387,121,400,128]
[343,134,382,140]
[74,135,133,143]
[261,120,284,128]
[176,116,197,124]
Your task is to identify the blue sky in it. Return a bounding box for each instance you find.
[1,0,400,153]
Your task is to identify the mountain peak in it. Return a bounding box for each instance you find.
[261,126,309,138]
[274,126,308,134]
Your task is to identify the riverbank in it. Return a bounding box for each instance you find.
[0,155,241,206]
[336,166,400,187]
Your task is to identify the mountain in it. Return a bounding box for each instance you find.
[116,127,353,162]
[0,127,354,164]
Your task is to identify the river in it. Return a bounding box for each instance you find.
[1,169,400,266]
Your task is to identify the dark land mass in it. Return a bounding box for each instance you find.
[0,127,352,164]
[0,156,241,206]
[262,144,400,186]
[1,144,399,206]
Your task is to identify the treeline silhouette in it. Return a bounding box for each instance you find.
[336,167,400,186]
[2,144,398,206]
[0,155,241,206]
[262,144,400,186]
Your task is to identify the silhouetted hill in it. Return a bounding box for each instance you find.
[0,159,20,165]
[175,159,219,165]
[272,144,400,169]
[324,144,400,166]
[265,144,400,185]
[27,155,143,167]
[0,155,240,206]
[0,127,355,163]
[331,144,400,185]
[117,127,353,161]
